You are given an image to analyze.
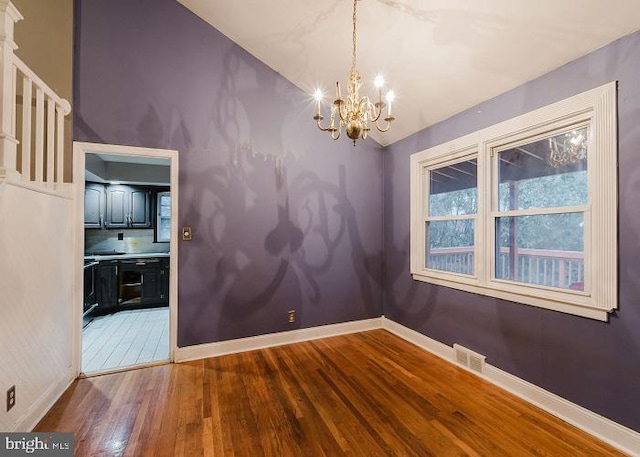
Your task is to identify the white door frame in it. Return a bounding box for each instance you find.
[73,141,179,376]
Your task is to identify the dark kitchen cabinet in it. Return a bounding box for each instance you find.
[105,185,152,229]
[85,183,155,229]
[160,258,169,301]
[84,183,105,228]
[105,185,128,228]
[91,257,169,314]
[83,261,99,326]
[140,265,162,304]
[130,189,152,227]
[95,260,118,311]
[119,257,169,307]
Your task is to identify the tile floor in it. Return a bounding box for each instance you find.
[82,307,169,374]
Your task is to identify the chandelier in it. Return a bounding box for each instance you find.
[313,0,395,145]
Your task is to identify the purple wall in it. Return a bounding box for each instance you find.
[384,32,640,431]
[74,0,383,346]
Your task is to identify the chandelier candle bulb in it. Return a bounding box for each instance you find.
[314,89,322,116]
[375,75,384,103]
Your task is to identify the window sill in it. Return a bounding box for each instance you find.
[411,272,611,321]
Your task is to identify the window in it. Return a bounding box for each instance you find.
[410,82,617,320]
[426,157,477,276]
[156,191,171,242]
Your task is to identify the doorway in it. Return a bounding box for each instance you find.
[74,142,178,376]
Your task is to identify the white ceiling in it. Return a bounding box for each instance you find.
[177,0,640,146]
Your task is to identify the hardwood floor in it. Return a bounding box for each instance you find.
[36,330,625,456]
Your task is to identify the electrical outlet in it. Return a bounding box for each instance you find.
[287,310,295,323]
[6,385,15,412]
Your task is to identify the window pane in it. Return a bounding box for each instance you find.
[426,220,474,275]
[157,192,171,242]
[498,127,588,211]
[429,159,477,216]
[495,213,584,290]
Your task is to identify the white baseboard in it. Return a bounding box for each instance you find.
[18,372,75,432]
[381,317,640,456]
[174,317,384,363]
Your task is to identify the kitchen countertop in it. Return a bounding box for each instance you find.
[84,252,170,261]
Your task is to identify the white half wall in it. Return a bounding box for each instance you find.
[0,182,75,431]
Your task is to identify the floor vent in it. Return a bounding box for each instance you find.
[453,344,486,374]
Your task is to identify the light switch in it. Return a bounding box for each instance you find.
[182,226,192,241]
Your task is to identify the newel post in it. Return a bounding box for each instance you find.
[0,0,21,181]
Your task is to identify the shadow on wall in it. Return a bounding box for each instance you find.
[75,34,383,346]
[179,152,382,344]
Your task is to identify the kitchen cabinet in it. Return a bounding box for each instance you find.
[130,188,152,227]
[105,185,152,229]
[95,260,118,311]
[84,183,105,228]
[119,257,169,307]
[90,256,169,314]
[83,260,99,326]
[160,258,170,301]
[140,265,162,304]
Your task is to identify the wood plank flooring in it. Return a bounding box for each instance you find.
[36,330,625,456]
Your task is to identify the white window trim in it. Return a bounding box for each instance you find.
[410,82,617,321]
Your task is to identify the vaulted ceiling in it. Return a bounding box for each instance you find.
[177,0,640,146]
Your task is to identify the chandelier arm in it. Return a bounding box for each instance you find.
[314,116,334,132]
[337,100,349,123]
[357,95,386,123]
[359,98,374,122]
[369,99,385,123]
[355,98,366,119]
[374,116,395,133]
[370,106,383,123]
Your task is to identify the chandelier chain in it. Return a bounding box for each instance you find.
[351,0,358,72]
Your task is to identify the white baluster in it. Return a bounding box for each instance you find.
[34,86,43,183]
[46,96,54,185]
[56,102,65,184]
[21,74,31,180]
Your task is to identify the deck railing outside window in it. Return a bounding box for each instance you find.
[428,247,585,290]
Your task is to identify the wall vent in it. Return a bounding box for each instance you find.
[454,344,469,366]
[453,344,486,374]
